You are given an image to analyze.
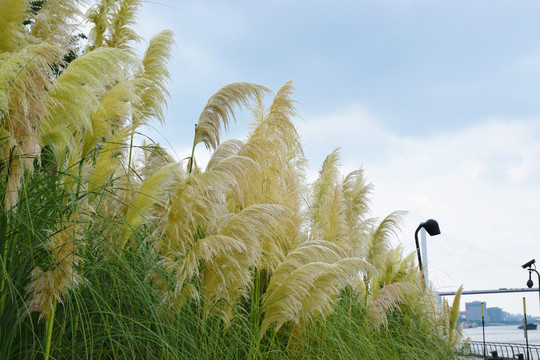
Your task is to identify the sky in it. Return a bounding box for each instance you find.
[132,0,540,316]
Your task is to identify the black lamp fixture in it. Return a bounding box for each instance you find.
[522,259,540,313]
[528,275,534,289]
[414,219,441,274]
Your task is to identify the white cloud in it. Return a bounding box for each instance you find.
[296,104,394,182]
[298,104,388,141]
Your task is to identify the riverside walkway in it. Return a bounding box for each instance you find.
[462,341,540,359]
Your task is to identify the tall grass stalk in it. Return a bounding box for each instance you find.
[44,297,56,360]
[188,124,198,174]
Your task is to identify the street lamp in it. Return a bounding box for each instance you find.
[522,259,540,314]
[414,219,441,277]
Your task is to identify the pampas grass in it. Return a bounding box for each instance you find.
[0,1,462,359]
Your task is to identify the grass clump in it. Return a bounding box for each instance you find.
[0,1,463,359]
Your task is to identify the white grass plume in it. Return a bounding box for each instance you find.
[196,82,270,150]
[120,163,179,249]
[206,139,245,171]
[227,82,306,270]
[260,240,374,338]
[44,48,135,149]
[364,211,406,270]
[309,149,346,243]
[0,0,28,53]
[367,281,417,329]
[135,29,174,125]
[106,0,142,53]
[0,42,65,208]
[87,0,114,49]
[25,219,84,321]
[88,126,132,195]
[200,204,290,317]
[82,79,140,158]
[30,0,83,43]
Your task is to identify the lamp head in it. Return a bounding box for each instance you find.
[527,278,534,288]
[522,259,536,269]
[421,219,441,236]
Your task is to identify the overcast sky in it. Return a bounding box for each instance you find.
[134,0,540,316]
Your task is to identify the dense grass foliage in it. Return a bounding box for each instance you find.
[0,1,463,359]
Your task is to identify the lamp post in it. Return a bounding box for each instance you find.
[414,219,441,284]
[522,259,540,315]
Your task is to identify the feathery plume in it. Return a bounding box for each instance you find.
[196,82,270,150]
[261,253,372,337]
[87,0,114,49]
[135,29,174,125]
[0,0,28,53]
[309,149,346,243]
[364,211,406,270]
[200,204,290,318]
[120,163,178,249]
[367,282,417,329]
[140,143,175,178]
[0,42,65,208]
[30,0,83,44]
[88,126,132,195]
[44,47,136,149]
[106,0,142,53]
[206,139,244,171]
[260,240,374,337]
[25,219,84,321]
[82,79,141,158]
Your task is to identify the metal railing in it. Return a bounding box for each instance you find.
[462,341,540,359]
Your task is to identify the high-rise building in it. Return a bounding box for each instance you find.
[487,307,504,322]
[465,301,486,321]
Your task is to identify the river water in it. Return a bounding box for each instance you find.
[463,325,540,345]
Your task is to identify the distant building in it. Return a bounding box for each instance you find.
[466,301,486,321]
[487,307,504,322]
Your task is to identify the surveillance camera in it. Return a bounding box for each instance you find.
[522,259,536,269]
